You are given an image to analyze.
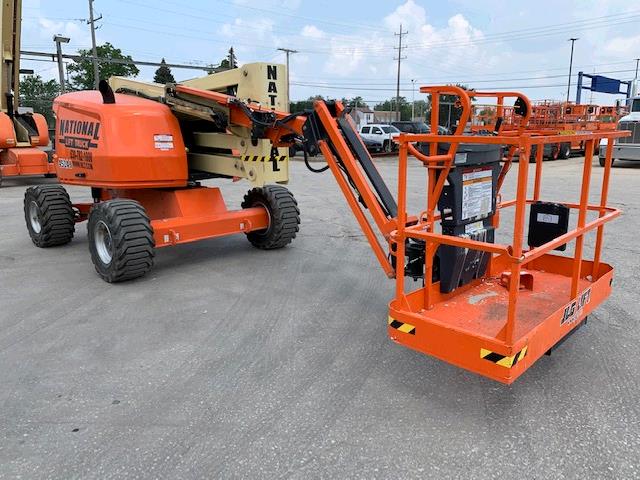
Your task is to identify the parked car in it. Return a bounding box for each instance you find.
[391,121,450,135]
[390,121,450,154]
[359,124,401,152]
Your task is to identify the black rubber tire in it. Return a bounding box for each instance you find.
[24,185,75,247]
[559,143,571,159]
[599,157,615,167]
[87,199,155,283]
[241,185,300,249]
[529,145,539,163]
[383,140,391,153]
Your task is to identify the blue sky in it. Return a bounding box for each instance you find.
[22,0,640,106]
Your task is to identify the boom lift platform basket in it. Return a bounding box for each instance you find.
[385,86,628,383]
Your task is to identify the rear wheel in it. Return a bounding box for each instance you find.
[88,199,155,283]
[24,185,75,247]
[242,185,300,249]
[529,145,539,163]
[599,157,615,167]
[558,143,571,159]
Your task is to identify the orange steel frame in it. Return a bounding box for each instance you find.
[72,188,269,249]
[383,86,628,383]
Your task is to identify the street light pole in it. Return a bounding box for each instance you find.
[566,37,579,103]
[411,79,415,121]
[53,35,70,93]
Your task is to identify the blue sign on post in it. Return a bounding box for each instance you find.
[576,72,632,103]
[590,75,621,94]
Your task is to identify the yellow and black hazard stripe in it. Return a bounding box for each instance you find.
[480,346,527,368]
[388,316,415,335]
[241,155,287,162]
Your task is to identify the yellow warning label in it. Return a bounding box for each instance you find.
[480,346,527,368]
[241,155,287,162]
[388,316,416,335]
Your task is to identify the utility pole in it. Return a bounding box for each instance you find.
[394,24,407,121]
[411,79,416,121]
[566,37,578,103]
[277,47,297,111]
[635,58,640,80]
[53,35,70,93]
[87,0,102,89]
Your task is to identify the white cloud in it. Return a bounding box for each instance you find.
[602,33,640,59]
[301,25,324,39]
[37,18,92,47]
[383,0,426,32]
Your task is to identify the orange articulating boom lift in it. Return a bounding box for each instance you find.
[23,72,628,383]
[0,0,55,185]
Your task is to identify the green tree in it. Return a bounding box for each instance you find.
[290,95,324,113]
[374,96,412,121]
[153,58,175,84]
[219,47,238,70]
[19,75,60,126]
[437,84,473,129]
[372,85,474,126]
[67,42,139,90]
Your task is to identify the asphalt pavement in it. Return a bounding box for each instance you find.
[0,155,638,479]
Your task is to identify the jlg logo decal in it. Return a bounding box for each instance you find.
[561,288,591,325]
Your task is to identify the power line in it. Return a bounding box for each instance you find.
[21,50,219,72]
[290,69,637,89]
[109,0,640,56]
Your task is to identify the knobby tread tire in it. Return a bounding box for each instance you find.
[24,185,75,247]
[88,199,155,283]
[241,185,300,250]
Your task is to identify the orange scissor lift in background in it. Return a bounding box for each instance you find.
[472,99,626,160]
[26,78,628,383]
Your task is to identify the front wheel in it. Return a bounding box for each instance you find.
[242,185,300,249]
[24,185,75,247]
[88,199,155,283]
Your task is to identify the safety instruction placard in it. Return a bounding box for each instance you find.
[462,168,492,220]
